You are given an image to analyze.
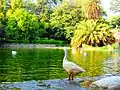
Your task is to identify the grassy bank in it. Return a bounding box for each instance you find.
[81,44,118,51]
[1,38,119,51]
[5,38,67,46]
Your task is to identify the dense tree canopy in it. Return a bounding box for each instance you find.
[0,0,5,20]
[70,0,115,48]
[10,0,23,9]
[50,1,84,40]
[5,8,44,42]
[109,16,120,28]
[0,0,117,47]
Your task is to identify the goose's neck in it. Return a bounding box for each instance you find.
[63,49,67,61]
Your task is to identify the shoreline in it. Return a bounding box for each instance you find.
[0,43,119,52]
[0,43,66,49]
[1,74,120,90]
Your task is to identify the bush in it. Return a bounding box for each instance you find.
[33,38,66,44]
[109,16,120,28]
[7,40,29,43]
[5,8,45,42]
[71,20,115,48]
[50,2,84,40]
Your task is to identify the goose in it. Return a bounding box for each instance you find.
[63,47,85,81]
[12,50,17,56]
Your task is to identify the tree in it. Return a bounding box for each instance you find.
[50,1,84,40]
[22,0,62,14]
[0,0,6,21]
[5,8,45,42]
[36,0,62,8]
[10,0,23,10]
[73,0,101,19]
[70,0,113,48]
[0,0,6,40]
[110,0,120,13]
[86,2,100,19]
[109,16,120,28]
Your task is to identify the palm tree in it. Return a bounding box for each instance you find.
[86,2,100,19]
[80,0,101,19]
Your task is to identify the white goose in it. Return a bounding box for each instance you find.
[63,47,85,81]
[12,50,17,56]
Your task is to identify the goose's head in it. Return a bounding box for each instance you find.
[12,50,17,55]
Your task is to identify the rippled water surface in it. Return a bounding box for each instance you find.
[0,48,120,82]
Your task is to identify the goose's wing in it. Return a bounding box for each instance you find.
[63,60,85,72]
[70,62,85,72]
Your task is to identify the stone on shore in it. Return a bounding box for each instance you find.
[92,76,120,88]
[0,78,87,90]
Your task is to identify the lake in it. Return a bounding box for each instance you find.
[0,47,120,89]
[0,47,120,82]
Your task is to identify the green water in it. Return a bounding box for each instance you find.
[0,48,120,82]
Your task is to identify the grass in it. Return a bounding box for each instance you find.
[1,38,119,50]
[7,40,29,43]
[81,43,118,51]
[6,38,66,46]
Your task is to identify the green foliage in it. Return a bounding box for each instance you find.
[36,0,62,8]
[109,16,120,28]
[0,0,6,22]
[22,0,62,14]
[7,40,29,43]
[11,0,23,10]
[7,38,66,45]
[0,22,5,39]
[0,12,4,20]
[5,8,45,42]
[22,1,37,14]
[50,1,84,40]
[33,38,66,45]
[71,20,115,48]
[0,0,114,46]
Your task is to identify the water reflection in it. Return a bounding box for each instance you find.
[0,48,66,82]
[69,49,113,77]
[0,48,120,82]
[103,52,120,74]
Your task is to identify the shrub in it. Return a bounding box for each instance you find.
[5,8,45,42]
[71,20,115,48]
